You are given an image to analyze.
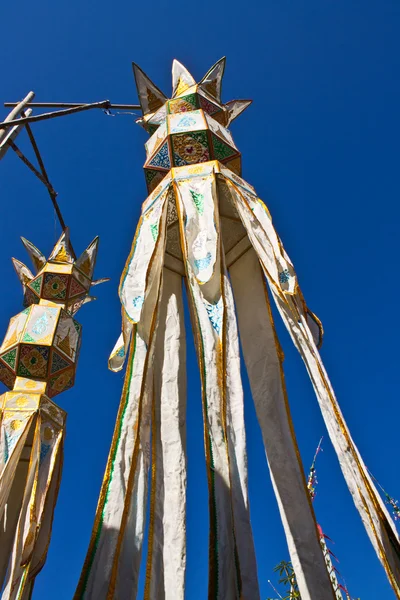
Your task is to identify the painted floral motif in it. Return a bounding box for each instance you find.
[29,276,42,295]
[19,345,49,378]
[1,347,17,370]
[279,269,291,284]
[149,142,170,170]
[132,296,144,309]
[69,277,88,298]
[173,132,210,165]
[204,297,223,336]
[47,368,74,396]
[43,274,68,300]
[199,94,220,116]
[173,153,187,167]
[22,333,35,342]
[51,351,71,374]
[168,95,198,114]
[190,190,204,215]
[150,223,159,242]
[194,253,212,272]
[32,312,49,336]
[171,115,198,132]
[212,134,236,160]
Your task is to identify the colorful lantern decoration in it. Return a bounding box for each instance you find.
[74,59,400,600]
[0,230,104,599]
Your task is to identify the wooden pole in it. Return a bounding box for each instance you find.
[22,116,76,256]
[0,108,32,160]
[0,100,141,131]
[1,92,77,257]
[4,102,141,110]
[0,91,35,143]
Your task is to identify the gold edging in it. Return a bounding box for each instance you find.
[106,284,163,598]
[143,382,157,600]
[73,333,138,598]
[260,270,336,599]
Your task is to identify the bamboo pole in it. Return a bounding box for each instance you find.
[0,100,141,131]
[4,102,141,110]
[0,91,35,143]
[7,139,56,194]
[1,92,76,257]
[22,116,75,256]
[0,109,32,160]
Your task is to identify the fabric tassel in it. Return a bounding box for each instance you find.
[175,174,259,599]
[0,413,37,590]
[74,326,156,599]
[74,195,168,600]
[227,176,400,597]
[175,176,238,599]
[274,291,400,597]
[229,247,335,600]
[1,417,41,600]
[20,438,64,598]
[145,267,187,600]
[115,357,153,598]
[221,256,260,600]
[2,422,64,600]
[0,413,36,524]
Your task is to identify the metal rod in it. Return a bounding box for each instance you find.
[0,108,32,160]
[0,100,118,130]
[0,91,35,142]
[5,101,141,110]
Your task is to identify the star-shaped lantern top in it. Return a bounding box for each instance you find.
[133,57,252,133]
[12,229,108,315]
[133,58,253,192]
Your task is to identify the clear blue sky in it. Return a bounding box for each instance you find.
[1,1,400,598]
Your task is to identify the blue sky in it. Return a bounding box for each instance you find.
[1,1,400,598]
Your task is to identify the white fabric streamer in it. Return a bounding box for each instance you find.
[147,268,187,600]
[227,175,400,596]
[230,247,334,600]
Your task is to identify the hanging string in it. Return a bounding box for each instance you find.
[103,109,140,117]
[368,469,400,521]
